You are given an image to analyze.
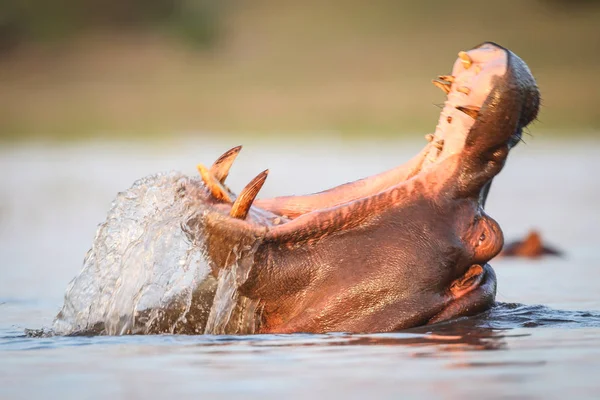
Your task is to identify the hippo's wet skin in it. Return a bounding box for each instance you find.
[55,42,540,335]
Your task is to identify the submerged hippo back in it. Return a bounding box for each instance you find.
[53,172,260,335]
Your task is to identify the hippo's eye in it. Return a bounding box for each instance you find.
[478,232,486,243]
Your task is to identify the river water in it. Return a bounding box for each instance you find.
[1,136,599,399]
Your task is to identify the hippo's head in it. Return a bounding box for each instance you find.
[188,42,540,334]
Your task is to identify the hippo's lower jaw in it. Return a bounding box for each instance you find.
[54,43,539,336]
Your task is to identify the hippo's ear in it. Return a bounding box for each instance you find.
[454,45,540,199]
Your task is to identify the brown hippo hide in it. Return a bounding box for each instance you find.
[53,42,540,336]
[182,42,540,334]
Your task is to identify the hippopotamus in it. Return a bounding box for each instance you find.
[501,230,562,258]
[53,42,540,335]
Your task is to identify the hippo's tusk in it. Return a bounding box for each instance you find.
[197,163,233,202]
[456,105,480,119]
[230,169,269,219]
[210,145,242,183]
[432,79,451,94]
[458,51,472,69]
[438,75,455,83]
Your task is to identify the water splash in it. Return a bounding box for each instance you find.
[204,241,261,335]
[52,172,259,336]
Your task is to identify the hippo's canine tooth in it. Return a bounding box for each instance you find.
[197,163,232,202]
[210,145,242,183]
[230,169,269,219]
[438,75,455,83]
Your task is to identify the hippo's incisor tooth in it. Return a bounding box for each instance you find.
[210,145,242,183]
[458,51,472,69]
[457,86,471,95]
[432,79,451,94]
[197,163,232,202]
[230,169,269,219]
[456,105,480,119]
[438,75,455,83]
[425,133,435,142]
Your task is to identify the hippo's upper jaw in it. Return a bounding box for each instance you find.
[189,42,540,334]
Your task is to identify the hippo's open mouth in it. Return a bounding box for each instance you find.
[245,43,538,222]
[54,42,540,336]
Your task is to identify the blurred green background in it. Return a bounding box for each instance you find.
[0,0,599,141]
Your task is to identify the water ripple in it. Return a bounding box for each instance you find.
[0,303,597,353]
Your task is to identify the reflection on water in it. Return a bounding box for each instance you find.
[2,303,600,398]
[1,138,600,398]
[10,302,600,351]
